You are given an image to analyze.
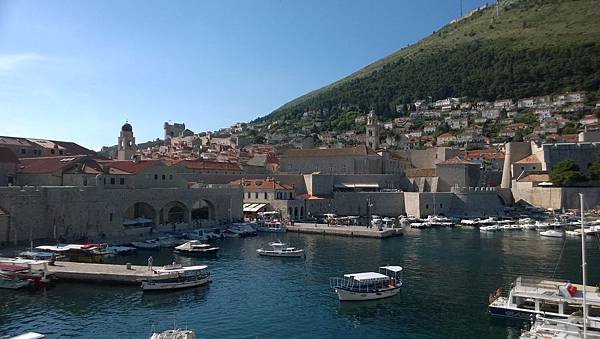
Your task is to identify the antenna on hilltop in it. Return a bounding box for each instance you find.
[496,0,500,17]
[460,0,463,17]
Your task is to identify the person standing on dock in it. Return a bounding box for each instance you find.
[148,256,154,271]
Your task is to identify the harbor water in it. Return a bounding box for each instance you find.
[1,228,599,338]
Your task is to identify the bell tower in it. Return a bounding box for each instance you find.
[117,121,136,160]
[365,110,380,150]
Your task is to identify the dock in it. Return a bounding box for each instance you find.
[288,223,402,238]
[46,261,156,285]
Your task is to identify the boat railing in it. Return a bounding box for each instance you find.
[329,277,388,293]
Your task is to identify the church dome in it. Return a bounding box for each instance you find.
[121,122,132,132]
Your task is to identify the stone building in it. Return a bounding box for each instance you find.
[164,122,187,140]
[0,148,18,186]
[117,122,136,160]
[229,178,306,220]
[0,136,94,158]
[365,110,380,149]
[279,146,385,174]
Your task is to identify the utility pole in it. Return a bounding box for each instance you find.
[496,0,500,18]
[460,0,463,17]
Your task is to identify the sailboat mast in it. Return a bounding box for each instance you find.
[580,193,588,337]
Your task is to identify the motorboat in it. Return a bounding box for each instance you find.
[231,223,258,237]
[534,221,551,230]
[479,217,497,225]
[425,215,453,227]
[130,239,161,250]
[255,220,287,233]
[149,329,195,339]
[174,241,220,257]
[157,236,186,248]
[330,266,403,301]
[0,259,54,287]
[9,332,45,339]
[35,244,109,263]
[461,218,480,226]
[0,270,32,289]
[17,251,61,263]
[480,225,500,232]
[141,264,210,291]
[540,230,564,238]
[489,276,600,320]
[520,223,537,230]
[520,314,600,338]
[256,241,305,258]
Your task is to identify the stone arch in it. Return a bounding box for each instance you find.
[294,207,298,219]
[160,201,189,224]
[300,206,304,218]
[288,207,292,218]
[191,199,215,221]
[123,202,157,226]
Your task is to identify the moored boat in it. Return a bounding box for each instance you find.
[174,240,220,257]
[141,264,210,291]
[256,241,304,258]
[330,266,403,301]
[149,329,195,339]
[540,230,564,238]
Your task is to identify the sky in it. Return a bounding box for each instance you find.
[0,0,492,150]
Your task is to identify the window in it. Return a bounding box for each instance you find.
[169,175,173,180]
[120,178,125,185]
[255,192,258,199]
[425,204,429,209]
[103,178,106,185]
[440,204,443,209]
[7,176,14,185]
[532,166,536,170]
[109,213,113,222]
[110,177,115,185]
[162,174,166,180]
[154,174,158,180]
[264,192,267,199]
[59,150,63,155]
[50,149,55,154]
[289,192,292,199]
[247,192,251,198]
[83,177,88,186]
[21,148,26,154]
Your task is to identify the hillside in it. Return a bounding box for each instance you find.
[263,0,600,125]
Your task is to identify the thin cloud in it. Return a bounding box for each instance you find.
[0,53,46,71]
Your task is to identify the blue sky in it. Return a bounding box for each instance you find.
[0,0,491,150]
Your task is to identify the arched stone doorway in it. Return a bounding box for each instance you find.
[160,201,189,224]
[191,200,215,221]
[123,202,157,226]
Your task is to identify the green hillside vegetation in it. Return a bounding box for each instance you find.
[261,0,600,125]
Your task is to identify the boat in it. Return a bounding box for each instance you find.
[149,329,195,339]
[35,244,108,263]
[425,215,454,227]
[0,259,55,287]
[174,240,220,257]
[9,332,45,339]
[521,223,537,230]
[461,218,480,226]
[0,271,32,289]
[520,193,600,338]
[141,264,211,291]
[479,217,497,225]
[130,239,161,250]
[256,241,305,258]
[223,229,241,238]
[17,251,61,263]
[480,225,500,232]
[540,229,564,238]
[157,236,186,248]
[534,221,551,230]
[231,223,258,237]
[330,266,403,301]
[255,220,287,233]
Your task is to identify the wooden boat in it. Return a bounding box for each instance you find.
[141,264,210,291]
[330,266,403,301]
[256,241,304,258]
[174,241,220,257]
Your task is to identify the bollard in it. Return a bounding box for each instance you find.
[126,262,132,270]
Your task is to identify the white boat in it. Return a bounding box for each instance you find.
[330,266,403,301]
[174,241,220,257]
[256,241,304,258]
[535,221,551,229]
[479,217,497,225]
[480,225,500,232]
[255,221,287,233]
[461,218,480,226]
[149,329,195,339]
[9,332,45,339]
[519,218,534,224]
[566,230,582,237]
[131,239,160,249]
[0,273,32,289]
[540,230,564,238]
[520,314,600,338]
[521,223,537,230]
[230,223,257,236]
[141,264,210,291]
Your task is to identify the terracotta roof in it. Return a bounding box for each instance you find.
[97,159,163,175]
[229,178,292,190]
[463,149,505,160]
[439,156,478,165]
[515,154,541,164]
[405,168,436,177]
[169,159,241,171]
[18,156,88,174]
[0,147,18,163]
[282,146,374,158]
[517,172,550,182]
[298,193,325,200]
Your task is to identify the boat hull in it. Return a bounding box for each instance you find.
[335,286,400,301]
[142,276,210,291]
[174,249,219,257]
[257,249,304,258]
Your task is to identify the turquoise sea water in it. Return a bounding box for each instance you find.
[1,228,599,338]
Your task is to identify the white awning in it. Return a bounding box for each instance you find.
[380,266,403,272]
[344,272,388,281]
[334,183,380,189]
[243,203,267,212]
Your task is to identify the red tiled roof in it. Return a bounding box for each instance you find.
[0,147,18,163]
[463,149,505,160]
[517,172,550,182]
[229,178,292,190]
[439,156,478,165]
[282,146,374,158]
[97,159,162,175]
[169,159,241,171]
[515,154,541,164]
[18,156,88,174]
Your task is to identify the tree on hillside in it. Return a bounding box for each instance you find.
[590,152,600,180]
[549,159,586,187]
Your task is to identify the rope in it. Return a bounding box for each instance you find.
[552,236,568,279]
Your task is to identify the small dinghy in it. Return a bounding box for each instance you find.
[256,241,304,258]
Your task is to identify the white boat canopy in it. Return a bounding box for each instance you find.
[243,203,267,212]
[344,272,389,281]
[380,266,403,272]
[154,265,208,274]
